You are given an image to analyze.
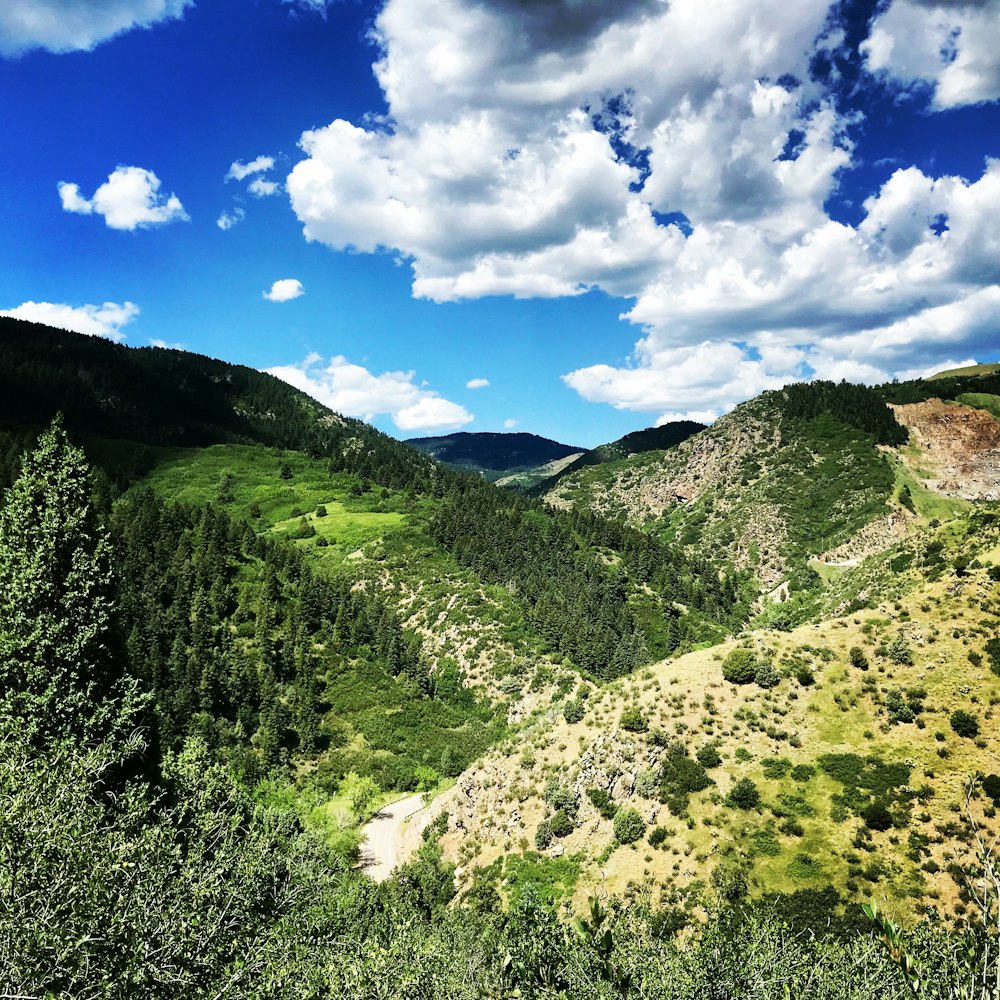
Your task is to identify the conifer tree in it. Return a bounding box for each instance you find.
[0,415,132,744]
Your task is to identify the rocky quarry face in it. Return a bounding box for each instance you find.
[891,399,1000,500]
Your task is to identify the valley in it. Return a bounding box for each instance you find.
[1,316,999,997]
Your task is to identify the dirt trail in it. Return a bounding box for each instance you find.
[358,793,426,882]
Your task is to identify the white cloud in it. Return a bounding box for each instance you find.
[149,337,185,349]
[0,0,191,57]
[0,300,139,341]
[503,418,518,429]
[266,353,474,431]
[284,0,1000,422]
[466,377,490,389]
[863,0,1000,109]
[248,177,280,198]
[217,207,246,230]
[58,166,188,231]
[226,156,275,181]
[263,278,305,302]
[396,397,475,431]
[656,410,719,427]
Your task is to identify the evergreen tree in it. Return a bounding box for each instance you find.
[0,416,135,744]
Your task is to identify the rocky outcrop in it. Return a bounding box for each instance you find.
[892,399,1000,499]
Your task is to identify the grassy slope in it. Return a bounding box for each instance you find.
[133,443,580,708]
[429,514,1000,921]
[928,363,1000,380]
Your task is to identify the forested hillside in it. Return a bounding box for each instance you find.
[1,322,999,996]
[1,412,996,998]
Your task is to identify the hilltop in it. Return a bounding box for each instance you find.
[406,430,585,488]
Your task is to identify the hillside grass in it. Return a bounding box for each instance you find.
[928,362,1000,380]
[432,514,1000,920]
[955,392,1000,420]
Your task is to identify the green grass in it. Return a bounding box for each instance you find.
[892,449,969,523]
[927,362,1000,380]
[955,392,1000,420]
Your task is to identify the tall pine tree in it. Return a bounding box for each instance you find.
[0,415,134,744]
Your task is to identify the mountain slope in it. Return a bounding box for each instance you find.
[407,431,585,488]
[545,383,907,592]
[419,512,1000,919]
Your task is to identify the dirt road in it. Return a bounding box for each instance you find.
[358,793,426,882]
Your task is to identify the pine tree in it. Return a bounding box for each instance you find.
[0,416,133,744]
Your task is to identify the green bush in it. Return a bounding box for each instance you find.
[620,706,648,732]
[696,743,722,768]
[862,803,893,831]
[586,787,618,820]
[613,807,646,844]
[648,825,668,848]
[950,709,980,738]
[755,661,780,689]
[726,778,761,810]
[562,699,585,724]
[548,810,574,838]
[722,648,757,684]
[849,646,869,670]
[534,819,553,849]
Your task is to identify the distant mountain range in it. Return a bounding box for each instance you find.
[405,430,585,489]
[407,421,707,491]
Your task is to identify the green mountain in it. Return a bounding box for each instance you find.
[407,430,585,488]
[529,419,706,495]
[2,318,999,995]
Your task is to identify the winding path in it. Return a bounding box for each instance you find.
[358,793,427,882]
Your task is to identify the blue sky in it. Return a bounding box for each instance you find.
[1,0,998,448]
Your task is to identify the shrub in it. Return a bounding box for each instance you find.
[761,757,792,779]
[986,638,1000,677]
[711,861,749,902]
[563,699,585,724]
[726,778,760,810]
[648,826,669,848]
[543,780,578,819]
[620,706,648,732]
[849,646,869,670]
[755,661,781,689]
[885,634,914,666]
[613,807,646,844]
[950,709,980,738]
[982,774,1000,805]
[586,787,619,820]
[862,803,893,832]
[635,768,659,799]
[696,743,722,768]
[534,820,553,849]
[315,505,328,517]
[548,810,574,838]
[722,648,757,684]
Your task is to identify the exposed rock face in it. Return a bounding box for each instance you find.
[892,400,1000,499]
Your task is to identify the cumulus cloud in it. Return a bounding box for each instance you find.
[59,166,188,231]
[503,418,518,429]
[466,377,490,389]
[863,0,1000,108]
[263,278,305,302]
[0,0,191,57]
[285,0,1000,421]
[217,207,246,230]
[248,177,280,198]
[0,300,139,341]
[266,353,474,431]
[226,156,275,181]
